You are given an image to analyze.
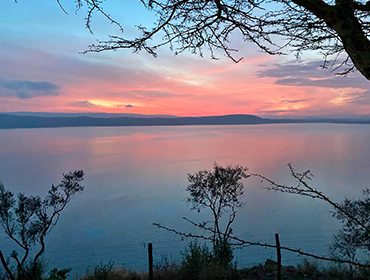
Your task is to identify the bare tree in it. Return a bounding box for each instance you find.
[33,0,370,81]
[0,170,84,280]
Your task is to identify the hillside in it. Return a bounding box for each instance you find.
[0,113,369,129]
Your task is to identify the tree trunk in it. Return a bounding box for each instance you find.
[330,2,370,80]
[292,0,370,80]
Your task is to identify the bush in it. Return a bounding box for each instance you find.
[180,241,240,280]
[180,241,212,279]
[17,261,44,280]
[45,268,71,280]
[213,239,234,268]
[11,259,71,280]
[86,262,115,280]
[294,260,370,280]
[81,262,144,280]
[154,255,180,280]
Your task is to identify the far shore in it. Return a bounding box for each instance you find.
[1,113,370,130]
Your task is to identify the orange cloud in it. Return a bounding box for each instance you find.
[1,42,370,117]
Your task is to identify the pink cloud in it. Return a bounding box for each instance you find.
[1,42,370,117]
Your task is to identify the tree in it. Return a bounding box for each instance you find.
[157,163,370,272]
[185,163,249,246]
[155,163,249,266]
[257,164,370,270]
[0,170,84,280]
[330,189,370,264]
[48,0,370,81]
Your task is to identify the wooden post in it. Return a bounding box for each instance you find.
[148,242,153,280]
[275,233,282,280]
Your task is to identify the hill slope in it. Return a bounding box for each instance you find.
[0,113,368,129]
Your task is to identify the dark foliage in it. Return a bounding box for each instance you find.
[330,189,370,263]
[258,164,370,270]
[180,241,241,280]
[186,163,249,245]
[0,170,84,280]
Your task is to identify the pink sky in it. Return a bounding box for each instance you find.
[1,1,370,117]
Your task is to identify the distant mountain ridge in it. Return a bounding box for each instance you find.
[0,113,369,129]
[8,112,177,118]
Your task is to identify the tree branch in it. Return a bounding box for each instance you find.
[154,221,370,269]
[254,164,370,238]
[0,249,15,280]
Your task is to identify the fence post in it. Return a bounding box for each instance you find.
[275,233,282,280]
[148,242,153,280]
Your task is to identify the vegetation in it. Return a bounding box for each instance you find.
[185,163,249,245]
[239,259,370,280]
[153,163,370,279]
[155,163,249,271]
[179,241,240,280]
[330,189,370,263]
[78,241,240,280]
[2,164,370,279]
[80,262,145,280]
[257,164,370,270]
[0,170,84,280]
[77,257,370,280]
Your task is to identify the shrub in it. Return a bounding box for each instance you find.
[81,263,144,280]
[180,241,212,279]
[180,241,240,280]
[9,259,71,280]
[154,255,179,280]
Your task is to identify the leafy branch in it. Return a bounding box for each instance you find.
[0,170,84,280]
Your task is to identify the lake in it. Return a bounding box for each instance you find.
[0,124,369,275]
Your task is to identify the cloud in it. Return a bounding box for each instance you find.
[279,98,314,104]
[133,90,175,98]
[348,91,370,105]
[70,100,132,109]
[113,90,179,100]
[259,109,299,114]
[257,60,370,89]
[274,77,364,88]
[69,100,99,108]
[0,79,59,99]
[333,91,370,105]
[257,61,327,79]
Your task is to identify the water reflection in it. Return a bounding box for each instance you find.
[0,124,369,273]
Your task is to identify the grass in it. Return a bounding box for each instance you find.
[4,244,369,280]
[79,263,145,280]
[75,240,370,280]
[78,260,370,280]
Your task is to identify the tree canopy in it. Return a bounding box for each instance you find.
[186,163,249,245]
[47,0,370,81]
[0,170,84,280]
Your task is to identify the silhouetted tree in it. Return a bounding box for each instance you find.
[0,170,84,280]
[39,0,370,81]
[157,163,370,270]
[258,164,370,269]
[330,190,370,263]
[185,163,249,245]
[156,163,249,266]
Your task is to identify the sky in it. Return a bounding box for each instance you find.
[2,0,370,117]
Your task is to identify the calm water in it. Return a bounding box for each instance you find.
[1,124,370,275]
